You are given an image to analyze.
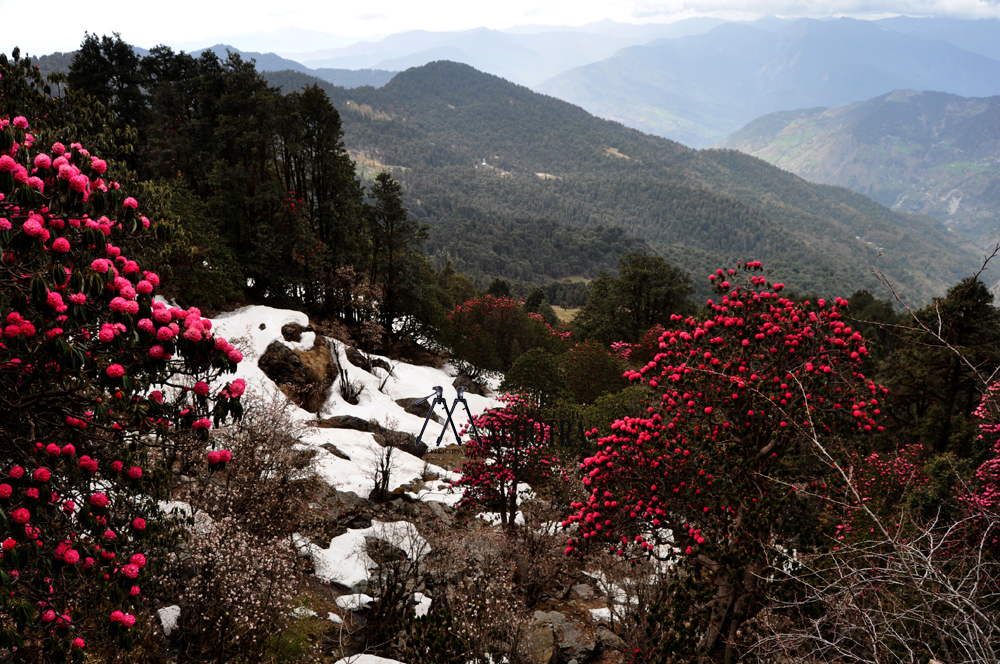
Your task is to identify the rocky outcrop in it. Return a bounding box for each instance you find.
[395,397,445,424]
[453,374,488,396]
[533,611,596,662]
[258,337,337,413]
[281,322,312,342]
[345,345,391,374]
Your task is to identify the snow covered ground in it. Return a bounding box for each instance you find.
[209,306,499,500]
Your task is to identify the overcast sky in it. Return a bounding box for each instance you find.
[2,0,999,56]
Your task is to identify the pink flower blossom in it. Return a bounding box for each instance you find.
[72,638,85,649]
[130,553,146,567]
[32,468,50,482]
[193,418,212,431]
[41,610,56,622]
[207,451,221,464]
[194,381,210,396]
[229,378,246,397]
[122,614,136,627]
[106,364,125,378]
[0,484,10,498]
[110,611,125,623]
[111,461,123,472]
[0,218,10,231]
[122,564,139,578]
[62,444,75,455]
[130,585,140,596]
[2,538,14,550]
[132,517,146,530]
[228,349,244,363]
[45,443,60,457]
[157,327,174,341]
[12,508,30,524]
[34,154,51,169]
[51,237,70,253]
[27,176,43,192]
[91,157,107,174]
[12,116,28,130]
[149,345,166,359]
[128,466,142,479]
[69,293,86,305]
[9,466,24,479]
[63,549,80,564]
[25,488,38,499]
[148,390,164,404]
[90,258,111,273]
[90,493,109,508]
[123,197,138,209]
[136,280,153,294]
[219,449,232,463]
[103,529,116,540]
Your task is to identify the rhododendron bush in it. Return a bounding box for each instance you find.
[0,114,244,659]
[453,393,568,528]
[562,262,885,662]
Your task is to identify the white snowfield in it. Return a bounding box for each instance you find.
[300,520,429,590]
[333,656,406,664]
[209,306,498,500]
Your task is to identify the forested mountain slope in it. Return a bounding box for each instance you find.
[265,62,978,303]
[717,90,1000,250]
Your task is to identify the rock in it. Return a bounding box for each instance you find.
[423,444,466,471]
[158,605,180,637]
[281,322,312,342]
[395,397,445,424]
[257,338,337,413]
[320,443,350,460]
[527,623,556,664]
[571,583,595,600]
[453,374,488,397]
[534,611,595,662]
[345,345,391,373]
[596,627,624,651]
[316,415,377,432]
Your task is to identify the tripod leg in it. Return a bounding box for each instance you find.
[434,398,454,446]
[460,399,484,447]
[415,405,436,446]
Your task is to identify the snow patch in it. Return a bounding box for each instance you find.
[302,520,429,590]
[335,594,374,611]
[158,605,180,636]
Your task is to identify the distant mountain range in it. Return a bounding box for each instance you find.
[537,17,1000,147]
[263,62,978,303]
[27,16,1000,150]
[716,90,1000,252]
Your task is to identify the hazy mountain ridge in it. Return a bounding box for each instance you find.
[537,17,1000,147]
[265,62,977,303]
[716,89,1000,251]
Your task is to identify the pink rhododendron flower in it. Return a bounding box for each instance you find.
[69,292,86,305]
[0,484,10,498]
[122,614,136,627]
[111,460,123,472]
[130,553,146,567]
[73,638,85,649]
[194,381,210,396]
[228,349,244,363]
[229,378,246,397]
[41,610,55,623]
[128,466,142,479]
[129,585,140,596]
[25,488,38,499]
[122,564,139,578]
[219,449,232,463]
[109,610,125,623]
[12,116,28,129]
[0,218,10,231]
[32,468,50,482]
[12,508,30,524]
[45,443,60,457]
[63,549,80,564]
[90,493,109,507]
[51,237,70,253]
[90,157,107,174]
[1,538,14,551]
[106,364,125,378]
[136,280,153,294]
[90,258,111,273]
[192,418,212,430]
[34,154,51,169]
[103,529,116,540]
[132,517,146,530]
[207,451,221,464]
[148,390,164,404]
[62,444,75,455]
[149,345,166,359]
[123,197,138,209]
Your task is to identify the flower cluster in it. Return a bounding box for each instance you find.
[0,111,245,655]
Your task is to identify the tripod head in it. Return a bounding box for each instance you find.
[414,385,444,406]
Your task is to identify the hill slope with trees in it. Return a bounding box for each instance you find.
[716,89,1000,253]
[266,62,978,304]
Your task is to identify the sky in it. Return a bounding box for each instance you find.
[2,0,999,56]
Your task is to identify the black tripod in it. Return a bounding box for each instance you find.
[414,386,484,447]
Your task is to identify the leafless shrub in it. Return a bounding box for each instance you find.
[589,550,674,655]
[172,517,300,662]
[339,367,365,405]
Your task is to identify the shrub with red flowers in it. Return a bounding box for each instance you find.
[561,262,885,663]
[0,113,244,658]
[445,294,570,378]
[452,393,567,528]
